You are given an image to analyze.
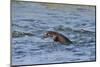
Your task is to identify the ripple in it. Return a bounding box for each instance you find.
[76,8,90,12]
[12,31,34,38]
[74,52,86,56]
[29,48,40,51]
[19,19,36,22]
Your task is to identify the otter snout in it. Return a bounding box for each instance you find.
[43,35,48,39]
[42,32,49,39]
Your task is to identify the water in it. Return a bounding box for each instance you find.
[11,1,96,66]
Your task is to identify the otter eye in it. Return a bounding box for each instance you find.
[47,33,51,36]
[47,33,49,35]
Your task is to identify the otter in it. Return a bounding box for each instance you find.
[43,31,72,44]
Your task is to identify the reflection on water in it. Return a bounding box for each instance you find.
[11,1,96,65]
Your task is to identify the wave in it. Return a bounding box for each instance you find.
[12,31,34,38]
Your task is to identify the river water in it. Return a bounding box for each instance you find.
[11,1,96,66]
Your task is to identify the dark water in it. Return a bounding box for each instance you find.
[11,1,96,65]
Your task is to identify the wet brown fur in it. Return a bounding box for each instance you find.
[43,31,72,44]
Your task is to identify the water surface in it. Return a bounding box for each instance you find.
[11,1,96,65]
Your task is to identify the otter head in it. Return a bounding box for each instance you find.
[43,31,57,39]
